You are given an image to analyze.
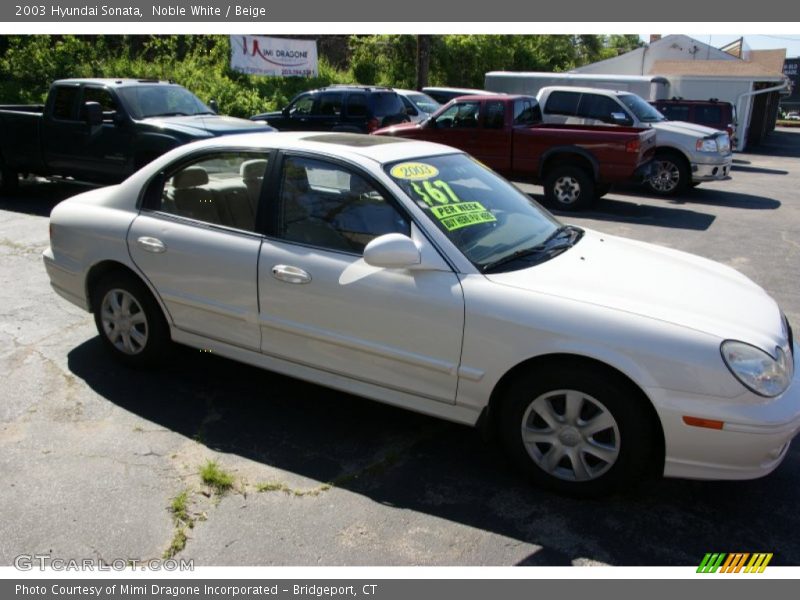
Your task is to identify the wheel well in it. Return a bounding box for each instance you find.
[484,353,665,476]
[654,147,690,168]
[85,261,146,312]
[541,153,595,180]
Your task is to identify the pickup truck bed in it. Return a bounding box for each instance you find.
[373,94,655,210]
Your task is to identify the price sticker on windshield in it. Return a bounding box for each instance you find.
[430,202,496,231]
[390,162,439,181]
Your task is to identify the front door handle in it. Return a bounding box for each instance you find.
[272,264,311,284]
[136,236,166,253]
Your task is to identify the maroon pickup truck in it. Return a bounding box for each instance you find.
[373,94,656,210]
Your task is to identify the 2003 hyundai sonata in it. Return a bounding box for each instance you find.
[43,131,798,495]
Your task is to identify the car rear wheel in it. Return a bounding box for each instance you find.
[544,166,594,211]
[91,272,169,367]
[646,152,689,196]
[499,363,656,496]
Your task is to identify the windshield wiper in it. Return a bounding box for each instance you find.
[480,225,583,273]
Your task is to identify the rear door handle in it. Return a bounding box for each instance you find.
[136,236,166,253]
[272,264,311,284]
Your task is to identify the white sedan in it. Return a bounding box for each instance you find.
[43,132,798,495]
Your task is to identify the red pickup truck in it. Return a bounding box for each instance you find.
[373,94,656,210]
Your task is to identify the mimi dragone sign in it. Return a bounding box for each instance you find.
[230,35,318,77]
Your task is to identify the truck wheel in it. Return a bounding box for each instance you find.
[91,272,170,368]
[0,167,19,193]
[646,152,689,196]
[499,363,656,497]
[544,166,594,211]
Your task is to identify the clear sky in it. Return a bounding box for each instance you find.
[638,34,800,58]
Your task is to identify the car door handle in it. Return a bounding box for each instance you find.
[272,264,311,284]
[136,236,166,254]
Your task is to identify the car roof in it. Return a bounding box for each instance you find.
[423,86,500,94]
[445,94,530,102]
[53,78,179,88]
[180,131,462,165]
[538,86,635,96]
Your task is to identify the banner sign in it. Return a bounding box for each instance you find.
[231,35,318,77]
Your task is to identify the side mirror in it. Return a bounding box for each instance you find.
[406,106,418,117]
[208,99,219,114]
[363,234,421,269]
[610,112,633,126]
[83,101,103,126]
[282,107,290,117]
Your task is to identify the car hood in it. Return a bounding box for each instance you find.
[653,120,724,138]
[142,115,274,137]
[485,229,784,351]
[373,121,423,136]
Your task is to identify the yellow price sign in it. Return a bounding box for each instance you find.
[390,162,440,181]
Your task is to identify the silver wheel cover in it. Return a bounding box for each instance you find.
[649,159,680,192]
[553,175,581,205]
[521,389,621,482]
[100,288,149,355]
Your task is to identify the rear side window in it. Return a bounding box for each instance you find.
[318,92,344,116]
[370,92,405,117]
[543,91,579,117]
[51,86,79,120]
[155,152,270,232]
[484,101,506,129]
[346,94,368,117]
[695,105,723,126]
[513,99,542,125]
[658,104,690,121]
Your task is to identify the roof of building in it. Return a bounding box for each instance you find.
[649,57,786,79]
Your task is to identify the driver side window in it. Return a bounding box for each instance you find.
[278,156,409,254]
[289,94,315,116]
[436,101,480,129]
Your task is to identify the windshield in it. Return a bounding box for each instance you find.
[117,85,213,119]
[406,93,441,114]
[386,154,570,272]
[619,93,666,123]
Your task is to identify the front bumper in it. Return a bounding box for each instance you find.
[651,342,800,480]
[691,154,733,182]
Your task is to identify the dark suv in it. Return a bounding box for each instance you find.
[250,85,409,133]
[651,98,737,144]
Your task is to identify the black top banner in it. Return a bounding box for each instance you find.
[0,0,796,22]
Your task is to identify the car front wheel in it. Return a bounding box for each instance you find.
[91,272,169,367]
[499,363,656,496]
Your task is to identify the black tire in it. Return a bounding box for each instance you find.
[498,363,657,497]
[646,151,690,196]
[594,183,612,198]
[91,271,170,367]
[543,166,595,211]
[1,166,19,193]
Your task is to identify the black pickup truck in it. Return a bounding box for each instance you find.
[0,78,274,191]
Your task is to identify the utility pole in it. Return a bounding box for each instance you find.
[416,35,430,90]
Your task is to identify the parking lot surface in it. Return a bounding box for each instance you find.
[1,128,798,567]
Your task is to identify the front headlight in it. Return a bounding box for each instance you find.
[721,340,792,397]
[696,138,719,153]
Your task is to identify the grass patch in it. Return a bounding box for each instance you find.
[163,528,187,559]
[169,490,191,525]
[200,460,234,493]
